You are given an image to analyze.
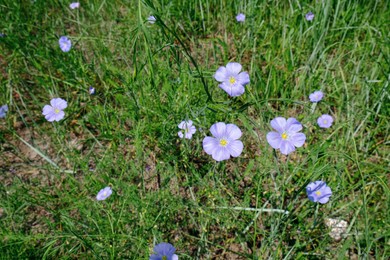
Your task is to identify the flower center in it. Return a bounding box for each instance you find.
[162,256,167,260]
[281,132,288,140]
[219,139,228,147]
[103,191,107,196]
[54,109,60,114]
[323,120,327,124]
[315,191,321,196]
[229,76,236,84]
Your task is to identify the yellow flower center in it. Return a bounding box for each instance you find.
[54,109,60,114]
[162,257,167,260]
[229,76,236,84]
[219,139,228,147]
[315,191,321,196]
[323,120,327,124]
[103,192,107,196]
[281,132,288,140]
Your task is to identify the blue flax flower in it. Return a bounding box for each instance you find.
[69,2,80,9]
[147,16,156,24]
[306,181,332,204]
[150,242,178,260]
[214,62,250,97]
[59,36,71,52]
[266,117,306,155]
[89,86,96,95]
[178,120,196,139]
[317,114,333,128]
[0,104,8,118]
[96,187,112,201]
[305,12,314,21]
[203,122,243,161]
[309,90,324,103]
[42,98,67,122]
[236,13,245,22]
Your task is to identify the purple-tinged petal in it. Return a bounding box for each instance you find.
[287,123,303,133]
[227,140,243,157]
[54,111,65,121]
[236,71,250,86]
[279,140,295,155]
[219,82,245,97]
[266,132,282,149]
[226,62,242,75]
[270,117,287,133]
[214,66,228,82]
[212,146,230,161]
[51,98,68,110]
[178,131,184,138]
[210,122,226,138]
[45,112,56,122]
[189,125,196,134]
[285,117,299,129]
[42,105,53,115]
[225,124,242,140]
[290,133,306,147]
[318,196,330,204]
[203,137,218,155]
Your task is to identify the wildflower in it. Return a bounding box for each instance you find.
[96,187,113,201]
[0,33,5,37]
[89,86,96,95]
[236,13,245,22]
[42,98,68,122]
[309,90,324,103]
[0,104,8,118]
[59,36,71,52]
[150,242,178,260]
[147,16,156,24]
[69,2,80,9]
[317,114,333,128]
[305,11,314,21]
[203,122,243,161]
[266,117,306,155]
[214,62,250,97]
[178,120,196,139]
[306,181,332,204]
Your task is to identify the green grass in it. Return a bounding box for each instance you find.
[0,0,389,259]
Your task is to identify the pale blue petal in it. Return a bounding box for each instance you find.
[42,105,54,115]
[210,122,226,138]
[270,117,286,133]
[236,71,250,86]
[266,132,282,149]
[225,124,242,140]
[51,98,67,110]
[212,146,231,161]
[214,66,228,82]
[290,132,306,147]
[226,62,242,75]
[203,137,219,155]
[279,140,295,155]
[54,111,65,121]
[219,82,245,97]
[227,140,243,157]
